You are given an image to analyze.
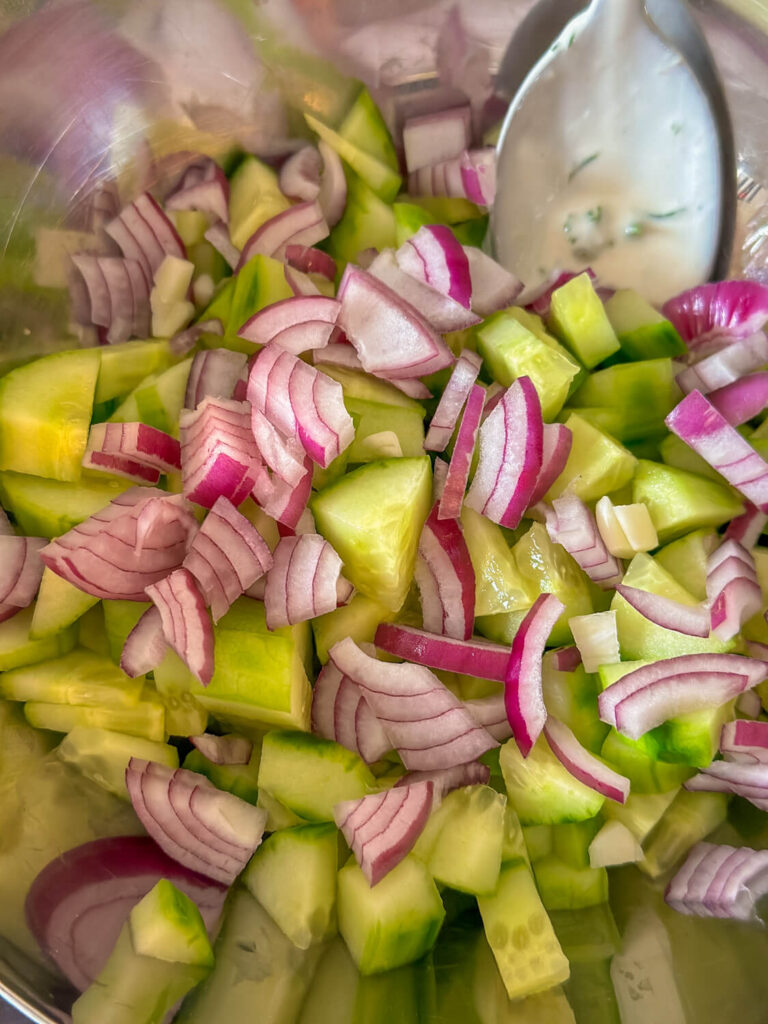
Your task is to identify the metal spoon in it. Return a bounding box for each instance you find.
[491,0,736,301]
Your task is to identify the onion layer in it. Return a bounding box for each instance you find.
[438,384,485,520]
[265,533,349,629]
[375,622,512,682]
[145,568,214,685]
[544,716,629,803]
[415,505,475,640]
[311,660,391,764]
[505,594,564,756]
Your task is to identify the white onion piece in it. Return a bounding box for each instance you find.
[41,488,190,600]
[330,638,498,771]
[736,689,762,718]
[126,759,265,885]
[394,761,491,797]
[120,606,167,678]
[374,622,512,682]
[278,146,322,202]
[463,247,523,317]
[545,495,623,589]
[569,611,620,673]
[0,537,45,608]
[614,584,711,638]
[438,384,485,520]
[544,716,629,803]
[237,201,328,269]
[165,157,229,224]
[183,496,272,623]
[264,534,347,629]
[465,377,543,528]
[334,781,435,886]
[396,225,472,309]
[238,295,340,346]
[337,265,454,380]
[180,398,262,510]
[204,223,240,270]
[86,422,181,475]
[415,505,475,640]
[403,107,471,173]
[614,671,749,740]
[675,332,768,395]
[505,594,565,756]
[190,734,253,765]
[721,719,768,763]
[724,500,767,547]
[185,349,247,410]
[705,540,762,641]
[145,568,214,685]
[425,350,482,452]
[666,390,768,511]
[527,424,573,509]
[311,660,391,764]
[710,373,768,427]
[368,250,480,333]
[598,653,767,728]
[463,692,513,742]
[106,193,186,281]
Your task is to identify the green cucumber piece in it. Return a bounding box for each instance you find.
[501,805,529,866]
[228,155,291,250]
[102,600,148,664]
[548,273,620,368]
[24,698,166,742]
[532,855,609,910]
[311,456,432,612]
[461,506,533,617]
[599,728,693,793]
[306,113,401,202]
[602,788,679,843]
[604,289,685,360]
[77,605,110,658]
[639,789,728,879]
[0,648,143,707]
[327,168,397,266]
[345,398,426,461]
[0,605,77,672]
[393,202,441,246]
[258,731,374,822]
[109,358,192,436]
[653,528,719,601]
[407,196,482,224]
[0,471,130,539]
[243,822,338,948]
[227,253,294,339]
[318,364,424,411]
[500,735,605,825]
[564,959,622,1024]
[549,903,620,963]
[542,658,608,754]
[476,860,570,1000]
[631,459,743,542]
[96,340,173,404]
[512,522,593,645]
[154,689,209,737]
[522,824,553,862]
[257,788,306,832]
[425,785,506,895]
[58,725,178,799]
[546,414,637,502]
[183,746,259,805]
[30,568,99,639]
[312,592,395,665]
[129,878,214,966]
[551,818,603,870]
[338,87,399,170]
[0,348,99,481]
[477,312,579,420]
[337,855,445,974]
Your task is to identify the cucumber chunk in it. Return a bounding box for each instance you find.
[548,273,620,368]
[0,648,143,707]
[24,698,165,742]
[549,903,621,963]
[243,822,338,948]
[327,167,397,265]
[477,860,570,1000]
[96,340,173,404]
[424,785,506,895]
[522,824,553,863]
[258,731,375,821]
[532,855,609,910]
[631,459,743,542]
[542,657,607,754]
[338,87,399,172]
[129,878,214,967]
[319,365,424,411]
[0,348,99,481]
[500,735,605,825]
[183,746,260,805]
[312,592,395,665]
[58,725,179,799]
[228,155,290,250]
[311,457,432,612]
[546,414,637,502]
[337,855,445,974]
[30,568,99,639]
[552,817,603,870]
[653,528,719,601]
[599,728,693,793]
[305,113,401,202]
[0,471,130,539]
[109,358,192,436]
[604,289,685,360]
[0,605,77,672]
[639,789,728,879]
[602,789,679,843]
[565,959,622,1024]
[461,506,534,617]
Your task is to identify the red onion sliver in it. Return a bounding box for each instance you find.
[415,505,475,640]
[387,378,433,400]
[706,540,762,641]
[237,201,328,270]
[250,409,307,486]
[402,107,471,173]
[613,671,749,740]
[330,638,498,771]
[544,716,629,803]
[394,761,491,797]
[375,622,512,681]
[284,244,337,282]
[81,450,160,485]
[665,390,768,511]
[253,455,313,531]
[396,225,472,309]
[180,398,262,509]
[425,350,482,452]
[106,193,186,280]
[368,250,481,334]
[316,141,347,227]
[0,536,45,608]
[264,533,346,629]
[145,568,214,685]
[312,342,363,371]
[279,146,322,201]
[463,692,513,742]
[239,295,340,346]
[438,383,485,520]
[544,495,623,590]
[721,719,768,764]
[463,247,523,317]
[460,148,496,205]
[334,780,435,886]
[311,661,391,764]
[552,646,583,672]
[190,734,253,766]
[505,594,564,756]
[465,377,543,528]
[204,222,239,270]
[710,373,768,426]
[527,425,573,509]
[676,332,768,395]
[165,157,229,224]
[662,281,768,350]
[614,584,711,638]
[185,349,247,410]
[666,842,768,920]
[120,606,167,678]
[86,422,181,474]
[724,500,767,547]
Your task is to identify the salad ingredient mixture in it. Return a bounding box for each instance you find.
[1,48,768,1024]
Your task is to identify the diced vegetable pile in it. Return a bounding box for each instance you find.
[3,69,768,1024]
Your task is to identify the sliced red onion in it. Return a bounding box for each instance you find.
[180,397,262,509]
[408,149,496,206]
[120,606,167,678]
[527,269,597,320]
[662,281,768,351]
[505,594,564,757]
[667,842,768,921]
[165,157,229,224]
[70,254,150,344]
[465,377,543,529]
[598,653,767,728]
[551,647,582,672]
[724,500,767,547]
[183,496,272,623]
[394,761,491,797]
[25,835,226,992]
[544,716,629,804]
[0,536,45,608]
[247,346,354,469]
[462,247,523,317]
[264,533,347,629]
[40,488,190,600]
[415,505,475,640]
[425,350,482,452]
[190,734,253,766]
[252,455,313,531]
[0,507,13,535]
[481,383,505,420]
[171,319,224,359]
[463,692,513,742]
[133,495,199,558]
[284,244,336,282]
[337,265,454,380]
[106,193,185,281]
[279,146,322,202]
[81,450,160,485]
[316,141,347,228]
[527,425,573,509]
[312,342,363,371]
[126,759,266,885]
[544,495,623,589]
[185,349,247,410]
[685,761,768,813]
[237,201,328,270]
[204,222,240,270]
[613,671,748,740]
[388,378,433,400]
[374,622,512,682]
[311,660,391,764]
[402,107,471,173]
[86,422,181,475]
[737,689,762,718]
[250,409,307,486]
[709,373,768,427]
[676,332,768,395]
[433,457,449,502]
[706,540,762,641]
[238,295,340,346]
[721,719,768,764]
[334,780,435,886]
[368,250,480,333]
[666,390,768,511]
[396,225,472,309]
[145,568,214,685]
[330,638,498,771]
[614,584,710,637]
[569,611,620,674]
[438,383,485,520]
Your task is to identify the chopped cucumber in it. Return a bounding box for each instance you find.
[0,648,143,707]
[182,746,260,805]
[345,398,425,461]
[542,658,608,754]
[461,506,534,617]
[551,817,603,870]
[306,113,401,202]
[548,273,620,368]
[109,358,192,437]
[532,855,609,910]
[546,414,637,502]
[312,592,395,665]
[0,471,130,539]
[602,788,680,843]
[425,785,506,895]
[632,459,743,542]
[24,698,165,742]
[549,903,621,963]
[604,289,685,359]
[338,87,399,172]
[500,735,606,825]
[653,527,719,601]
[522,824,553,862]
[30,568,99,639]
[129,879,214,966]
[0,605,77,672]
[228,155,290,250]
[327,167,397,265]
[640,789,728,879]
[58,725,178,798]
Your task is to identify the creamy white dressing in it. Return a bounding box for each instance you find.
[492,0,722,305]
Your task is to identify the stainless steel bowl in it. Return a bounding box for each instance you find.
[1,1,768,1020]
